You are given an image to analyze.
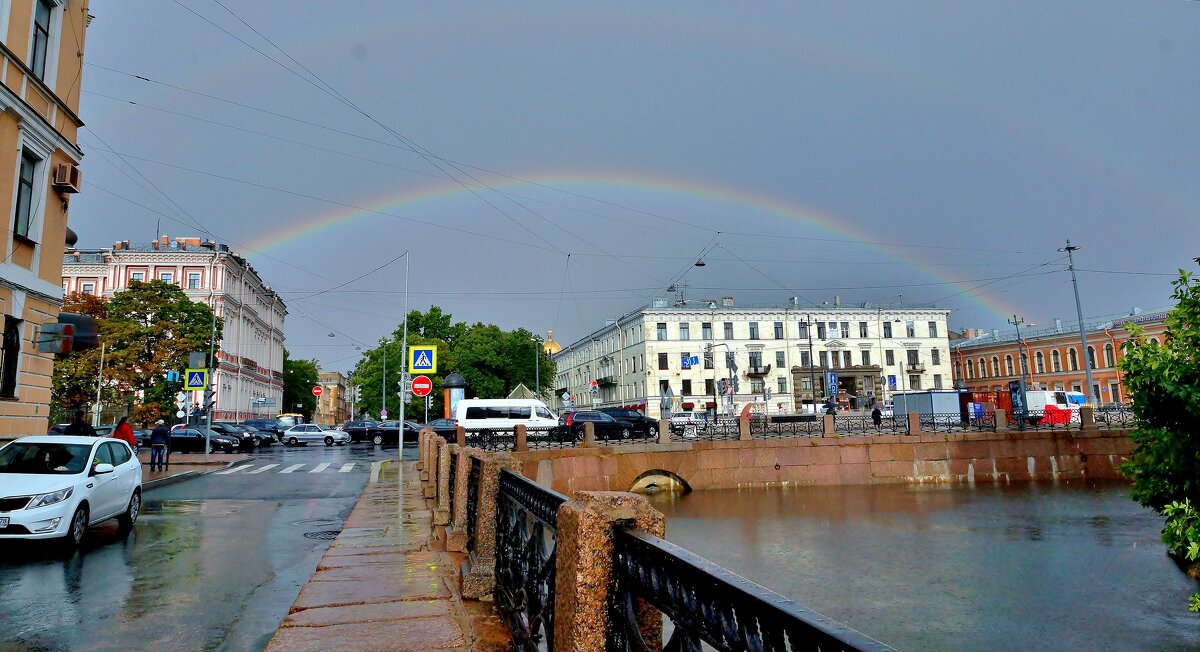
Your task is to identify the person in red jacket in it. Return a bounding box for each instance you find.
[112,416,137,450]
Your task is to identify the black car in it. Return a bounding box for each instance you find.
[209,422,257,449]
[343,420,380,443]
[169,427,239,453]
[241,418,287,439]
[369,420,421,445]
[557,410,638,441]
[133,429,154,448]
[424,418,458,438]
[597,408,659,438]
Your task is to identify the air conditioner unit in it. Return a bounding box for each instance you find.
[52,163,82,194]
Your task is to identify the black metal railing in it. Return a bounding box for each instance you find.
[668,417,741,442]
[463,427,576,451]
[1095,406,1134,428]
[448,448,458,505]
[607,528,895,652]
[834,414,907,435]
[466,456,481,552]
[1011,409,1078,432]
[495,469,569,651]
[750,414,823,438]
[920,412,970,433]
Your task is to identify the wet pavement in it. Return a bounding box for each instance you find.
[647,480,1200,651]
[0,441,416,652]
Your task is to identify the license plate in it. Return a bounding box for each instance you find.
[0,517,9,528]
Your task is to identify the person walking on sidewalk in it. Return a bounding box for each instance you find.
[149,420,170,472]
[112,416,137,449]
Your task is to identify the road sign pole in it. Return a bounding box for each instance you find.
[399,253,409,452]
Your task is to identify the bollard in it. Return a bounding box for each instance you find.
[446,447,471,552]
[433,439,451,525]
[514,423,528,452]
[581,422,596,447]
[456,425,466,447]
[995,408,1008,432]
[554,491,666,651]
[738,414,751,441]
[906,412,922,436]
[658,418,671,444]
[1080,405,1096,430]
[822,413,835,437]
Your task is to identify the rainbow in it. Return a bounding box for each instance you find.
[243,171,1018,321]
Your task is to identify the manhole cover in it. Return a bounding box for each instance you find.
[303,530,342,540]
[292,518,342,528]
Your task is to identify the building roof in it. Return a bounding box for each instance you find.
[951,307,1171,351]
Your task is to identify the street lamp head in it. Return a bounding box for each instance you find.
[694,258,706,267]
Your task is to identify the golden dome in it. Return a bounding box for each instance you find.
[543,329,562,355]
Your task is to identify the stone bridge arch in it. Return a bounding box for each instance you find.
[628,469,692,495]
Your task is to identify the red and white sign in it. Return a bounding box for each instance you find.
[411,375,433,397]
[312,385,323,397]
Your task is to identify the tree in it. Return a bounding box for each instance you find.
[282,351,320,420]
[1119,258,1200,616]
[51,293,110,414]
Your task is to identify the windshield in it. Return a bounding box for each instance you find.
[0,442,92,474]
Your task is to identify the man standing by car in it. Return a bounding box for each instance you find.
[149,419,170,472]
[63,411,96,437]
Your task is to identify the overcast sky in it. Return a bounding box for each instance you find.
[71,1,1200,372]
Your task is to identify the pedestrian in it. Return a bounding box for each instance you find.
[149,419,170,472]
[871,405,883,429]
[63,411,97,437]
[824,398,837,416]
[112,416,137,449]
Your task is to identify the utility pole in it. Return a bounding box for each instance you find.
[1059,240,1096,403]
[533,334,541,399]
[399,253,410,430]
[206,296,217,461]
[381,338,388,419]
[1007,314,1033,387]
[92,342,106,426]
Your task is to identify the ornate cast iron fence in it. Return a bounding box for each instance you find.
[920,412,970,433]
[607,528,895,652]
[464,427,577,451]
[494,469,569,651]
[750,415,823,438]
[668,417,740,442]
[448,447,458,505]
[1011,409,1078,432]
[1095,405,1134,428]
[466,456,481,552]
[834,414,906,435]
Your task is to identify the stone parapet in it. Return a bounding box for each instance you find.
[460,450,520,599]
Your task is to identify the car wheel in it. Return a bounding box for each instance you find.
[63,505,88,547]
[372,433,384,446]
[324,436,334,446]
[288,436,298,446]
[118,490,141,529]
[620,428,632,440]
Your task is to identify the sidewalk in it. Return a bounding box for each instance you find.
[136,450,249,490]
[267,461,508,652]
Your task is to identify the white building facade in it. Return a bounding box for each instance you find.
[552,299,952,418]
[62,236,286,420]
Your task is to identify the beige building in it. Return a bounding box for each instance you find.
[552,297,952,418]
[317,371,349,426]
[0,0,90,439]
[62,236,287,420]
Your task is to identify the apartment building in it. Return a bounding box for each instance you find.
[951,308,1168,403]
[552,297,951,418]
[0,1,90,438]
[62,236,287,419]
[317,371,349,426]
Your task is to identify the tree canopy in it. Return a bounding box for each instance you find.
[351,306,554,420]
[282,351,320,420]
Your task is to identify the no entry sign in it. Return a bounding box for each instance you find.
[312,385,323,397]
[411,375,433,397]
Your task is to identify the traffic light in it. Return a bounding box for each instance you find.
[732,377,740,393]
[202,389,216,413]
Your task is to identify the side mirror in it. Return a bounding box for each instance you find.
[93,463,115,475]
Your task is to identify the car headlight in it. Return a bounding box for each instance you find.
[28,487,73,509]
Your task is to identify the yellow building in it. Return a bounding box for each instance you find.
[0,1,90,440]
[317,371,349,426]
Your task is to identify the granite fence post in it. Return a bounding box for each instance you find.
[738,414,751,440]
[581,422,596,447]
[554,491,666,652]
[461,451,521,599]
[657,418,671,444]
[907,411,922,436]
[433,438,451,525]
[424,436,441,499]
[1080,405,1096,430]
[995,408,1008,432]
[456,425,466,447]
[416,430,427,475]
[446,446,471,552]
[514,423,527,452]
[822,413,835,437]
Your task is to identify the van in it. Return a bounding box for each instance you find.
[452,399,557,432]
[1023,391,1079,426]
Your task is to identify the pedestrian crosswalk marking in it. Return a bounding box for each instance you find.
[309,463,331,473]
[280,463,305,474]
[339,463,355,473]
[247,464,278,474]
[211,462,367,475]
[215,465,249,475]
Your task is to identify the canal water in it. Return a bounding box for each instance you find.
[646,480,1200,651]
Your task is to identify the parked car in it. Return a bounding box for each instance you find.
[241,419,288,441]
[453,399,557,433]
[597,408,658,437]
[132,429,153,448]
[368,421,420,446]
[557,410,639,441]
[669,411,710,435]
[238,425,273,447]
[281,424,351,447]
[169,427,239,453]
[342,420,379,443]
[424,418,458,438]
[0,436,142,546]
[208,422,256,450]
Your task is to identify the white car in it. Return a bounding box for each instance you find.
[281,424,351,447]
[0,436,142,546]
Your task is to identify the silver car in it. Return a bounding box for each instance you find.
[281,424,351,447]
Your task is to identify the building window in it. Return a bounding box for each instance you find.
[861,350,871,366]
[773,322,783,339]
[131,272,145,282]
[159,272,174,284]
[798,322,809,338]
[819,351,829,367]
[725,351,735,368]
[680,352,692,368]
[883,321,893,338]
[703,351,713,369]
[830,351,840,369]
[1036,352,1045,373]
[656,323,667,340]
[1051,350,1062,372]
[1104,343,1116,368]
[679,322,690,341]
[841,351,851,367]
[749,322,760,340]
[187,272,202,289]
[859,322,868,338]
[1087,346,1097,369]
[931,348,940,365]
[905,321,916,337]
[991,356,1000,376]
[81,282,95,295]
[1019,352,1028,374]
[705,379,715,395]
[966,359,975,379]
[817,323,827,340]
[751,379,765,394]
[748,351,763,369]
[840,322,850,338]
[909,375,922,390]
[928,321,939,338]
[800,350,811,367]
[775,351,785,367]
[13,151,39,240]
[801,377,812,390]
[659,380,670,394]
[907,350,919,366]
[31,0,53,80]
[885,350,895,366]
[701,322,712,340]
[1068,348,1079,371]
[828,322,838,338]
[724,322,734,340]
[1,316,21,398]
[1005,355,1014,376]
[933,374,943,389]
[681,380,692,396]
[658,353,669,370]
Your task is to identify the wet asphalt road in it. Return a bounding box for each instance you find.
[0,440,417,652]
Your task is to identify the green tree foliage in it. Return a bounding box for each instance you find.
[282,351,320,420]
[51,293,109,413]
[351,307,554,421]
[1119,258,1200,615]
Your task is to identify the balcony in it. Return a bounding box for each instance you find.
[745,364,772,377]
[906,363,926,373]
[597,375,618,387]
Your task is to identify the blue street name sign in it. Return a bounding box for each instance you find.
[827,372,838,393]
[681,355,700,369]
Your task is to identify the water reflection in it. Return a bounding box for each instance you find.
[648,481,1200,651]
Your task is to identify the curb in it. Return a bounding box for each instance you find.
[142,459,241,492]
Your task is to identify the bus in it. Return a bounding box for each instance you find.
[276,413,305,428]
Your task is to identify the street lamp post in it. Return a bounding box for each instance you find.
[1059,240,1096,403]
[1008,315,1033,387]
[380,338,389,419]
[532,334,541,399]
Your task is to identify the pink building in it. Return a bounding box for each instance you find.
[62,236,286,419]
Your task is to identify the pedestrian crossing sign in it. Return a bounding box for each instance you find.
[409,346,437,373]
[184,368,209,390]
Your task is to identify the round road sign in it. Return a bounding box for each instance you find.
[175,410,186,418]
[312,385,323,397]
[411,375,433,397]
